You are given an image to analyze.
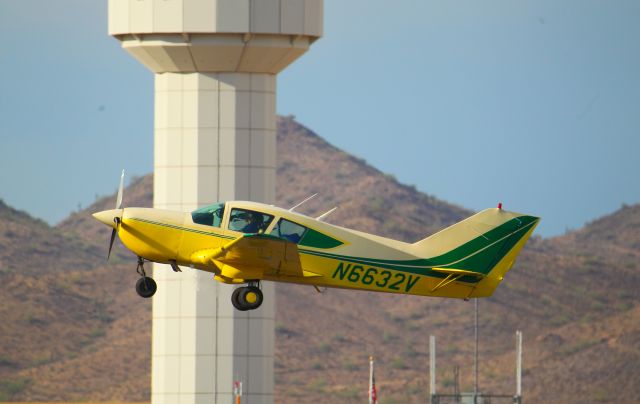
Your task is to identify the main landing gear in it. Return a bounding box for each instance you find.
[132,258,261,310]
[135,257,157,298]
[231,281,263,311]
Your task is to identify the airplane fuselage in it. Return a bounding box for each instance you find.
[97,201,539,300]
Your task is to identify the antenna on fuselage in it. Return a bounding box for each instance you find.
[316,207,338,222]
[313,285,327,294]
[289,193,318,212]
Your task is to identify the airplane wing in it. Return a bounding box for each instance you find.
[194,234,321,279]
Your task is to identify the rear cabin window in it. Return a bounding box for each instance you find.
[228,208,274,234]
[270,218,308,243]
[191,203,225,227]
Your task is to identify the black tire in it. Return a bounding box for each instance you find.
[231,286,263,311]
[238,286,263,311]
[231,287,247,311]
[136,276,157,298]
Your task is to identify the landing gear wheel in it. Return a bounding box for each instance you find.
[231,287,244,311]
[231,286,263,311]
[136,276,157,298]
[241,286,263,310]
[134,256,156,298]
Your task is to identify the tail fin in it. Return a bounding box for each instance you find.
[412,207,539,297]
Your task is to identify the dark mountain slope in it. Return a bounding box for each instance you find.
[0,200,145,401]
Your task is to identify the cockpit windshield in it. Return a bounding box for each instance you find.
[191,202,225,227]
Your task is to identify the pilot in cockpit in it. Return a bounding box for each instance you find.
[241,212,263,234]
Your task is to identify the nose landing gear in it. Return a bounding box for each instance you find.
[231,281,263,311]
[135,257,157,298]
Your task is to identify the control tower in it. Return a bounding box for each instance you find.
[108,1,323,403]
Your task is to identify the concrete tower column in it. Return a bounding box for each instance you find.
[108,2,323,404]
[151,71,277,404]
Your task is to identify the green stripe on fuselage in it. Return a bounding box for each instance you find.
[129,215,536,284]
[425,215,538,270]
[128,217,235,240]
[299,215,538,282]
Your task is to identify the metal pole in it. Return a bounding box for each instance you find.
[454,365,460,403]
[369,356,374,404]
[516,330,522,403]
[474,298,478,404]
[430,335,436,404]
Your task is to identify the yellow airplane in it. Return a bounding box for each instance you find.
[93,172,539,311]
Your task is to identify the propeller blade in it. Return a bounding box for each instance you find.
[116,169,125,210]
[107,227,117,260]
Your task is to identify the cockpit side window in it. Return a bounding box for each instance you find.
[270,218,308,243]
[191,202,225,227]
[228,208,274,234]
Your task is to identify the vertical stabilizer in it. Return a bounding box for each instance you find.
[412,208,540,296]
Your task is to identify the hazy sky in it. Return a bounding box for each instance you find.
[1,0,639,237]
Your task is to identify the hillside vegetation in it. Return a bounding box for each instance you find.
[0,117,638,403]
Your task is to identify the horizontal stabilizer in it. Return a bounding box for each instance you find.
[430,267,486,293]
[431,267,486,278]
